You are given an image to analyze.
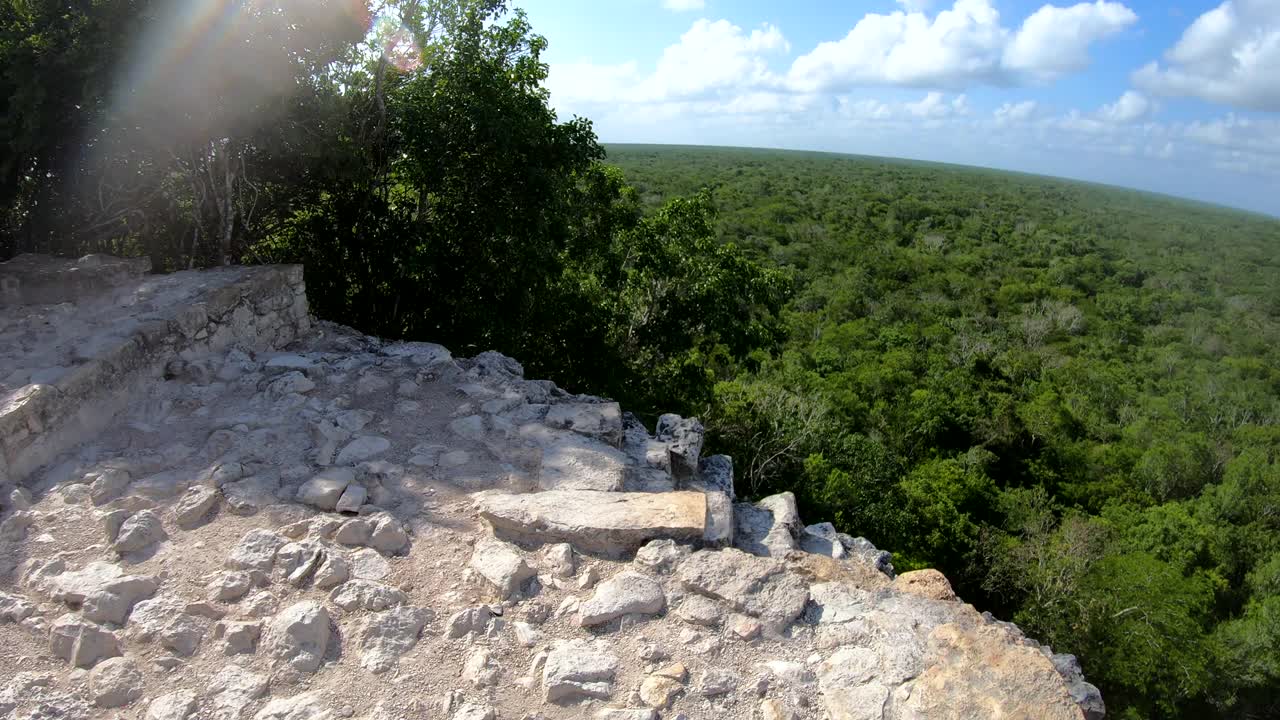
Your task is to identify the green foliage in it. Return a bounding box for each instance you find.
[609,144,1280,719]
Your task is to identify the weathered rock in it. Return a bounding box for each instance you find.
[892,569,957,601]
[445,605,496,638]
[545,402,623,447]
[89,656,144,708]
[475,489,707,557]
[469,537,536,598]
[543,639,619,702]
[146,689,198,720]
[113,509,167,553]
[676,549,809,634]
[597,710,658,720]
[674,594,724,627]
[336,435,391,465]
[350,547,391,580]
[577,570,666,626]
[1053,654,1107,720]
[760,699,799,720]
[368,514,409,554]
[127,596,209,656]
[174,485,220,527]
[216,620,262,655]
[891,622,1089,720]
[635,539,691,574]
[264,601,330,672]
[49,613,120,667]
[514,620,541,647]
[451,703,496,720]
[296,468,354,511]
[335,484,367,513]
[314,551,350,589]
[269,371,315,396]
[735,492,801,558]
[88,468,132,505]
[334,517,373,546]
[540,542,576,578]
[654,413,704,479]
[358,606,431,674]
[226,529,286,573]
[691,453,735,498]
[331,580,407,612]
[48,561,159,624]
[207,664,269,720]
[207,571,253,602]
[698,668,740,697]
[463,648,501,687]
[0,590,36,622]
[639,674,684,709]
[253,692,335,720]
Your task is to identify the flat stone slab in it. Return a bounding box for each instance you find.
[473,490,707,558]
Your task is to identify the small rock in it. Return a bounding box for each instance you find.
[730,615,763,641]
[463,649,501,688]
[89,656,143,708]
[577,566,601,590]
[314,552,350,590]
[207,663,269,719]
[635,539,691,574]
[335,518,373,546]
[296,468,354,511]
[146,689,198,720]
[174,486,220,528]
[330,580,407,612]
[337,436,391,465]
[253,692,335,720]
[674,595,724,627]
[368,514,409,554]
[639,674,684,709]
[88,468,132,505]
[514,621,541,647]
[578,571,666,627]
[451,703,496,720]
[892,569,957,601]
[336,484,368,513]
[698,669,740,697]
[113,510,166,554]
[359,606,431,674]
[0,591,37,622]
[597,711,657,720]
[350,548,391,580]
[227,529,286,573]
[543,639,619,702]
[469,537,536,599]
[445,606,495,638]
[540,543,576,578]
[207,571,253,602]
[49,614,121,667]
[760,699,797,720]
[217,620,262,655]
[264,601,330,672]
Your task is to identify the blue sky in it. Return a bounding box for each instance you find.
[517,0,1280,216]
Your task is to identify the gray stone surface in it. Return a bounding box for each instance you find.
[543,639,619,702]
[578,570,666,626]
[470,537,536,598]
[264,601,330,672]
[358,606,431,674]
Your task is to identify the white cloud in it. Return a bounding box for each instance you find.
[994,100,1039,124]
[1133,0,1280,111]
[1003,1,1139,80]
[1098,90,1152,122]
[786,0,1137,92]
[896,0,933,10]
[662,0,706,11]
[638,20,788,100]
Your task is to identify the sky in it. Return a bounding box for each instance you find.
[517,0,1280,216]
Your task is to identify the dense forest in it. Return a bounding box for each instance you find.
[2,1,1278,718]
[608,145,1280,720]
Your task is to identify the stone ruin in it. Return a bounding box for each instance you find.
[0,254,1105,720]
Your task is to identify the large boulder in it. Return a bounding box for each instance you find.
[49,614,120,668]
[474,490,707,558]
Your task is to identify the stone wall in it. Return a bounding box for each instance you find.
[0,256,310,492]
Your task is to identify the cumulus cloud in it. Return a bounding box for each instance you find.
[1003,1,1139,80]
[545,19,788,113]
[1098,90,1152,123]
[994,100,1039,125]
[662,0,706,11]
[786,0,1137,92]
[905,91,970,118]
[1133,0,1280,111]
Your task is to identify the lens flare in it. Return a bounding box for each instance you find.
[374,13,422,73]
